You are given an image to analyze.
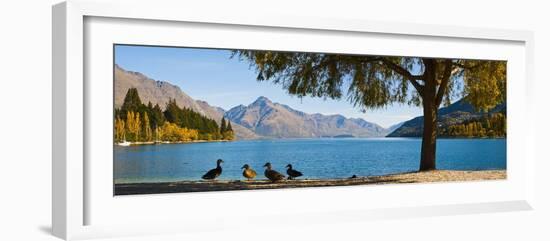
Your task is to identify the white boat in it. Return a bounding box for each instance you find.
[118,141,131,146]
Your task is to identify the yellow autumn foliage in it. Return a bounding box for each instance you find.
[114,116,125,142]
[158,122,199,142]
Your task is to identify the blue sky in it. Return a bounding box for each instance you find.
[115,45,425,128]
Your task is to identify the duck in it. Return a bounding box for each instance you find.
[285,164,303,180]
[202,159,223,180]
[263,162,285,182]
[241,164,257,181]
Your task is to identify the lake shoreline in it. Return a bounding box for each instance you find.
[115,136,506,146]
[114,170,506,195]
[115,139,232,146]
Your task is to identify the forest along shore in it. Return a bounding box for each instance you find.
[115,139,231,146]
[115,170,506,195]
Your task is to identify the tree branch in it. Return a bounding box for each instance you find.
[380,59,424,80]
[435,60,453,106]
[452,61,483,70]
[409,78,424,94]
[380,59,424,94]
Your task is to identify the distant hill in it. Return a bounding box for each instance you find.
[114,65,258,139]
[387,121,405,133]
[115,64,204,114]
[224,96,389,138]
[387,99,506,137]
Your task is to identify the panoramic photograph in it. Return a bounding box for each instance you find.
[113,44,507,195]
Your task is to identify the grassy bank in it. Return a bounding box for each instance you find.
[115,170,506,195]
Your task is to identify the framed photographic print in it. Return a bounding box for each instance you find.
[53,0,535,240]
[112,44,508,195]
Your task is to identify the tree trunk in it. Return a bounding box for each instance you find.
[419,58,438,171]
[419,99,438,171]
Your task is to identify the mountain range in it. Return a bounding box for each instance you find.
[114,65,391,139]
[224,96,388,138]
[387,99,506,137]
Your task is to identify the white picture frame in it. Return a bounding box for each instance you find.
[52,0,535,240]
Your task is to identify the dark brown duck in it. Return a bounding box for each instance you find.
[202,159,223,180]
[263,162,285,182]
[285,164,303,180]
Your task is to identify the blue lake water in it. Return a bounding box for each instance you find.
[114,138,506,184]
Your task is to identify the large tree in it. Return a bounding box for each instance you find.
[120,88,143,116]
[233,51,506,171]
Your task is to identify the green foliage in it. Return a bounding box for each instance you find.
[232,51,506,111]
[163,99,222,139]
[440,113,506,138]
[461,61,507,111]
[150,103,165,128]
[163,99,181,124]
[221,119,234,140]
[220,117,227,133]
[114,89,231,143]
[233,51,410,110]
[226,121,233,132]
[120,88,143,118]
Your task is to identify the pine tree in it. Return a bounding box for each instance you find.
[121,88,143,117]
[164,99,182,125]
[227,121,233,132]
[220,117,227,133]
[152,103,165,127]
[225,121,235,140]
